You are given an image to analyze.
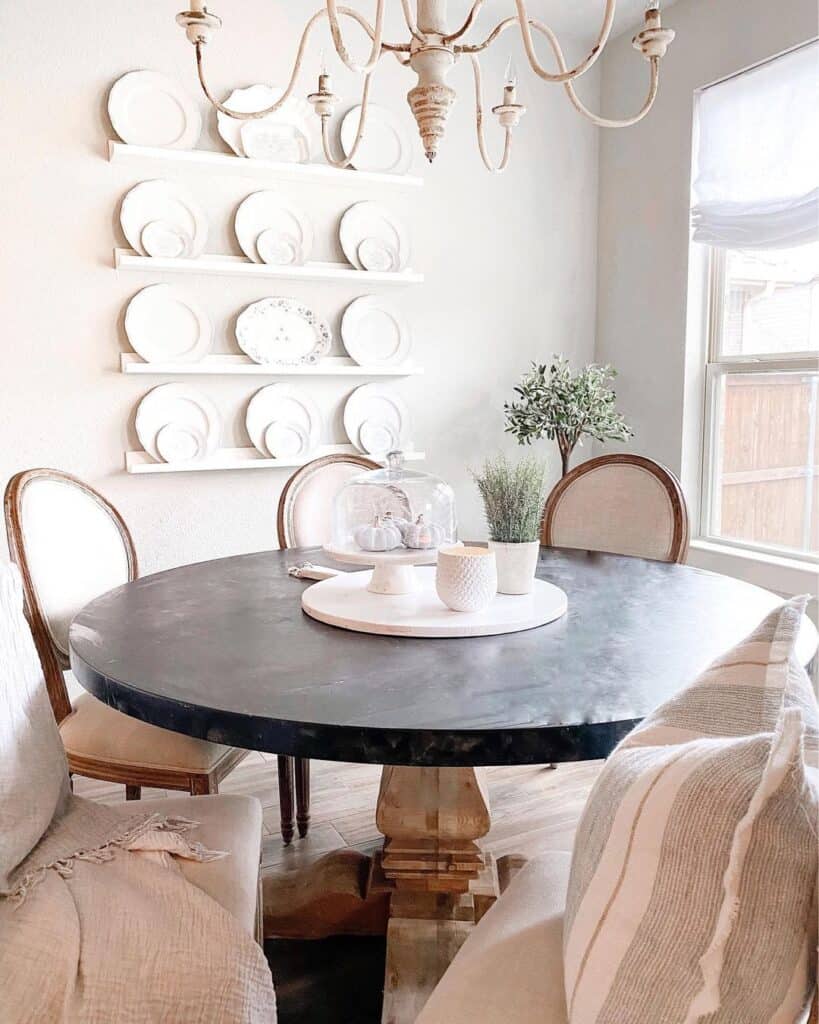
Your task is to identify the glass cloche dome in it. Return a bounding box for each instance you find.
[330,452,457,555]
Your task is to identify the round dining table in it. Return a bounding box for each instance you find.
[69,546,817,1024]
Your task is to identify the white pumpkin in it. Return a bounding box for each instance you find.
[389,513,412,539]
[403,514,445,550]
[354,514,404,552]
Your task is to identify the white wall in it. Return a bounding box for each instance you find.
[594,0,818,478]
[0,1,600,573]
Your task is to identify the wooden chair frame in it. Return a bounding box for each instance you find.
[4,468,246,799]
[274,453,380,841]
[541,453,690,564]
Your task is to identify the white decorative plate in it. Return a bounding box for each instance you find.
[217,85,316,161]
[343,383,411,455]
[125,284,212,364]
[135,384,220,462]
[339,202,409,272]
[246,383,322,456]
[120,179,208,257]
[156,423,206,463]
[256,230,301,266]
[341,296,411,367]
[235,298,331,366]
[359,419,398,457]
[108,70,202,150]
[141,220,191,258]
[234,191,314,265]
[340,104,412,175]
[357,238,397,272]
[264,422,309,460]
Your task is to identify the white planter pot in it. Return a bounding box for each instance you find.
[488,540,540,595]
[435,546,498,612]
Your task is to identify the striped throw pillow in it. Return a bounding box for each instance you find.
[563,598,818,1023]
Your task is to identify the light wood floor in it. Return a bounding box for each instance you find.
[74,754,604,875]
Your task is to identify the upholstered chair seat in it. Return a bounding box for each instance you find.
[60,693,236,775]
[115,793,264,937]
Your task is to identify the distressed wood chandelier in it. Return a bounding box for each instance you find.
[176,1,675,173]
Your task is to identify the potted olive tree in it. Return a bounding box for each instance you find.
[472,454,548,594]
[504,357,632,476]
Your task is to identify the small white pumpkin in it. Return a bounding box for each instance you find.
[389,513,411,540]
[403,514,445,550]
[354,514,403,552]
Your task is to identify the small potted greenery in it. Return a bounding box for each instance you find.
[504,357,632,476]
[472,454,548,595]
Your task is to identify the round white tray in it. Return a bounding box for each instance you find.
[302,567,568,638]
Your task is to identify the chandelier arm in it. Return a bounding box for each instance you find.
[528,18,661,126]
[442,0,487,44]
[512,0,616,82]
[469,55,513,174]
[399,0,427,43]
[318,72,375,168]
[564,56,659,126]
[325,0,385,73]
[455,16,518,54]
[457,1,615,82]
[193,7,390,120]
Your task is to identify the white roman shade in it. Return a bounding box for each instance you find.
[691,41,819,249]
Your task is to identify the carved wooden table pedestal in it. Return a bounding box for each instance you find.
[371,766,496,1023]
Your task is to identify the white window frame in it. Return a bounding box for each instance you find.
[700,246,819,565]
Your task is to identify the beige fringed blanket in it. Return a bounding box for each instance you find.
[0,796,277,1023]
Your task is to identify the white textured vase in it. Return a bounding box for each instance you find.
[435,546,498,613]
[488,540,540,595]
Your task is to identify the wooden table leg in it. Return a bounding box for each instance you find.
[262,764,499,1024]
[369,765,498,1024]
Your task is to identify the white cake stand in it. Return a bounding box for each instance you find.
[324,543,443,595]
[302,566,568,638]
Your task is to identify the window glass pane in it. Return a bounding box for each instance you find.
[710,371,819,556]
[718,242,819,356]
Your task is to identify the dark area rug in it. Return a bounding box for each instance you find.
[266,937,386,1024]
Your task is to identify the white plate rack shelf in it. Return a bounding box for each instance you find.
[120,354,423,377]
[125,444,426,475]
[114,250,423,286]
[108,141,424,190]
[110,137,425,476]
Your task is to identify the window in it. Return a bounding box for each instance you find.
[692,42,819,563]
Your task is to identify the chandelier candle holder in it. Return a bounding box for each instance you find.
[175,0,675,173]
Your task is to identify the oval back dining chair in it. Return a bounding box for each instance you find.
[277,452,380,549]
[4,468,247,800]
[541,453,689,563]
[275,453,379,842]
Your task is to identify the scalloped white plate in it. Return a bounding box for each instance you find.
[234,191,313,265]
[246,383,321,456]
[217,84,316,161]
[135,384,220,462]
[339,201,409,271]
[340,104,412,175]
[108,70,202,149]
[343,383,411,454]
[341,296,411,367]
[125,284,212,364]
[120,179,208,257]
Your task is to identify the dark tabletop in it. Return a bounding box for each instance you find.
[68,547,812,767]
